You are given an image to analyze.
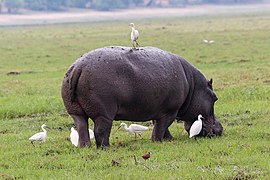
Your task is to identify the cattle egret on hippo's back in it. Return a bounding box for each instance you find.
[29,124,47,143]
[189,114,204,138]
[118,122,148,139]
[130,23,140,48]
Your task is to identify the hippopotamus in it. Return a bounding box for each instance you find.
[61,46,223,148]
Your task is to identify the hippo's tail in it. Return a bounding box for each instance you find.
[68,65,82,102]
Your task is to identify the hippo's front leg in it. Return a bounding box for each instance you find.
[72,114,91,147]
[93,116,113,148]
[164,129,173,140]
[152,114,176,141]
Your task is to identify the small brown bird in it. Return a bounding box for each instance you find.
[142,152,151,160]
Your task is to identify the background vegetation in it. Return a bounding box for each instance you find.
[0,10,270,179]
[0,0,266,13]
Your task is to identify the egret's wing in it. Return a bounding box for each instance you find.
[70,130,79,147]
[131,31,138,41]
[135,30,139,40]
[130,124,149,132]
[189,121,202,138]
[29,132,45,141]
[135,30,139,37]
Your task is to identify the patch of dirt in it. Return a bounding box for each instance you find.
[6,71,20,75]
[263,80,270,84]
[6,70,40,75]
[239,59,251,63]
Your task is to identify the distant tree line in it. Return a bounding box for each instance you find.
[0,0,264,13]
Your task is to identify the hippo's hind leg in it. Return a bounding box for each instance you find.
[72,114,91,147]
[93,116,113,148]
[152,113,176,141]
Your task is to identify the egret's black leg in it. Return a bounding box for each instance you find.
[135,41,140,47]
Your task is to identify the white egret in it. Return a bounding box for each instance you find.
[70,127,79,147]
[203,39,214,44]
[118,122,148,138]
[88,128,94,139]
[70,127,94,147]
[189,114,204,138]
[203,39,209,43]
[29,124,47,143]
[130,23,139,48]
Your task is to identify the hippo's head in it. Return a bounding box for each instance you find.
[179,78,223,137]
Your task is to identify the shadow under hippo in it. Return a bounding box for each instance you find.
[61,46,223,148]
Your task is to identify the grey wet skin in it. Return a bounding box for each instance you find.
[61,46,223,148]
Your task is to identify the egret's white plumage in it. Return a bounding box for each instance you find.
[70,127,94,147]
[88,129,94,139]
[203,39,209,43]
[29,124,47,142]
[130,23,139,48]
[119,122,148,138]
[70,127,79,147]
[203,39,214,44]
[189,114,203,138]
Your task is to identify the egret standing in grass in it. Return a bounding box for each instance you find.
[203,39,214,44]
[70,127,79,147]
[118,122,148,139]
[88,128,94,139]
[130,23,139,48]
[70,127,94,147]
[189,114,204,138]
[29,124,47,143]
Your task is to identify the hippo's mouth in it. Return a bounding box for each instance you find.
[201,108,215,137]
[201,108,223,137]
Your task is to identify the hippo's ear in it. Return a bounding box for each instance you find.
[208,78,213,89]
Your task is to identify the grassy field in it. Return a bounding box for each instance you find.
[0,12,270,179]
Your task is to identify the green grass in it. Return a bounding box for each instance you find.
[0,13,270,179]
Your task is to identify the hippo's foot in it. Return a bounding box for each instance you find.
[163,129,173,140]
[79,141,91,148]
[99,143,110,150]
[95,137,110,148]
[94,116,113,149]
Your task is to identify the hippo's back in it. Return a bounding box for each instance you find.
[62,46,190,120]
